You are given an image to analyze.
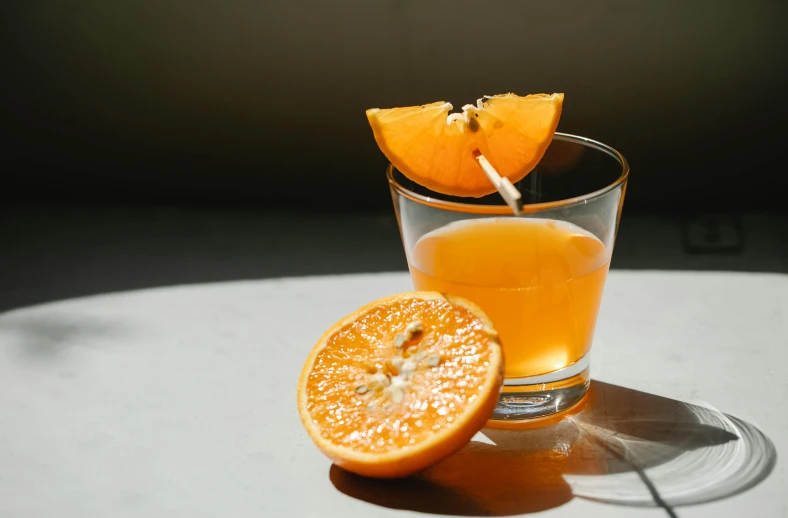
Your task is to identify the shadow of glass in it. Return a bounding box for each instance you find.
[331,380,776,516]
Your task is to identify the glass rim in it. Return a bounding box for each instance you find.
[387,132,629,215]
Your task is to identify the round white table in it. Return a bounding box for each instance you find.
[0,271,785,518]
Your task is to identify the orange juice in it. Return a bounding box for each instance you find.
[409,218,610,379]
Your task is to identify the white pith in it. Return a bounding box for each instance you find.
[445,102,484,127]
[356,321,441,409]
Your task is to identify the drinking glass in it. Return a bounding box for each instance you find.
[389,133,629,421]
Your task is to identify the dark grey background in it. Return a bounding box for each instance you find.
[1,0,787,311]
[3,0,787,210]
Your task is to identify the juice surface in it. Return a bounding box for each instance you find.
[409,218,610,378]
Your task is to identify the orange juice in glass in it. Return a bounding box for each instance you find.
[389,134,628,421]
[410,217,610,379]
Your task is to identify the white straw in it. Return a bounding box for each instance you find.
[475,154,524,216]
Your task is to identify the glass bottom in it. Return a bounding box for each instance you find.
[490,354,590,421]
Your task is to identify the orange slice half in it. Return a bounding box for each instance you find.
[366,93,563,197]
[297,292,504,478]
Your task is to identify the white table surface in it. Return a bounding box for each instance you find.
[0,271,785,518]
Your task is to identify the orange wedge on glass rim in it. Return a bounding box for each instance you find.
[297,292,504,478]
[366,92,563,197]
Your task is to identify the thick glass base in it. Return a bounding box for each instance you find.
[490,355,590,421]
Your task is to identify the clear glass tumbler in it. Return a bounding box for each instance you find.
[389,133,629,421]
